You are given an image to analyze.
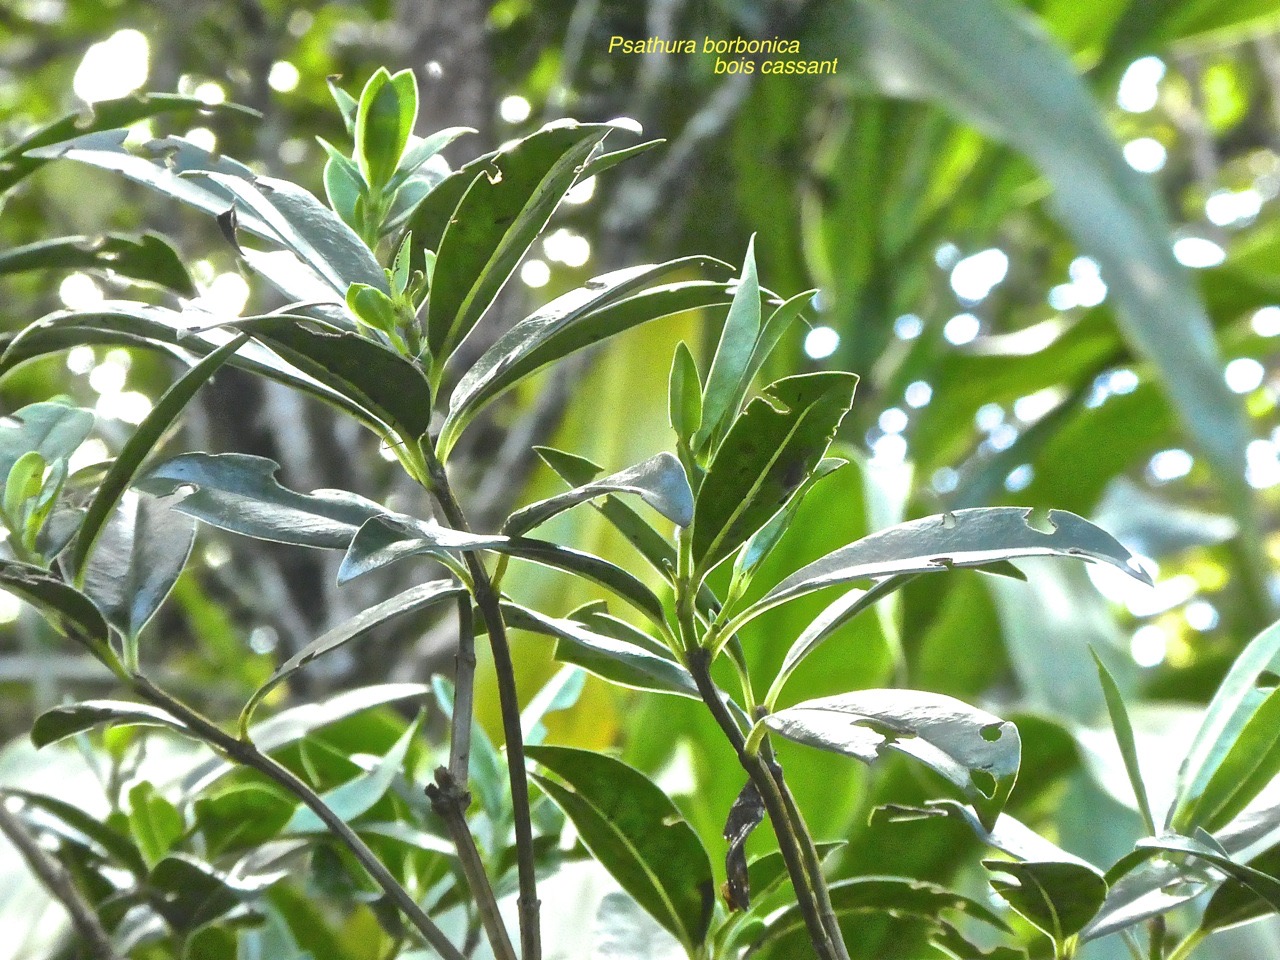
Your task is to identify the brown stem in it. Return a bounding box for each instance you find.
[0,793,124,960]
[426,768,518,960]
[427,458,541,960]
[129,676,465,960]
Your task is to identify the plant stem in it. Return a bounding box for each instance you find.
[425,453,541,960]
[427,768,518,960]
[128,675,465,960]
[1149,916,1166,960]
[1166,930,1205,960]
[0,792,124,960]
[448,594,476,785]
[685,647,850,960]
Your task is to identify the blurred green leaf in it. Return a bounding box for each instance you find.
[0,233,195,296]
[31,700,188,748]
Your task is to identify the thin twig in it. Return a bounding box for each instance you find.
[426,455,541,960]
[448,594,477,785]
[0,792,124,960]
[426,768,518,960]
[128,675,466,960]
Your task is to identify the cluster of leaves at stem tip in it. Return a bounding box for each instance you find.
[2,65,1280,960]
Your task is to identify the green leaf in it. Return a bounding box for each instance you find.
[355,68,418,191]
[345,283,399,335]
[521,666,588,746]
[194,783,295,858]
[2,304,382,432]
[388,126,475,193]
[1135,834,1280,916]
[1090,648,1156,835]
[425,121,618,361]
[326,77,358,134]
[502,603,697,699]
[135,452,385,549]
[0,233,195,295]
[1,92,255,192]
[147,854,251,933]
[318,138,365,227]
[692,372,858,574]
[1199,842,1280,934]
[0,560,116,667]
[578,139,665,180]
[753,507,1151,617]
[128,781,184,867]
[504,452,693,537]
[243,580,464,729]
[693,237,760,454]
[81,493,195,643]
[235,314,433,444]
[7,789,145,873]
[189,171,388,297]
[1176,684,1280,832]
[846,0,1250,489]
[743,842,846,911]
[765,690,1020,829]
[4,451,46,525]
[527,745,714,950]
[667,342,703,445]
[340,515,668,626]
[441,261,732,457]
[984,859,1108,947]
[754,875,1012,955]
[285,714,420,832]
[31,700,188,748]
[0,402,94,490]
[1172,619,1280,825]
[72,333,247,581]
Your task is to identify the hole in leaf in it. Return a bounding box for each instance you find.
[980,722,1004,742]
[970,770,998,798]
[941,512,957,530]
[1257,670,1280,690]
[1023,508,1056,534]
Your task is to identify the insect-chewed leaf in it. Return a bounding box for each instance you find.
[756,506,1151,614]
[692,372,857,575]
[504,452,693,537]
[527,746,715,950]
[32,700,188,748]
[136,452,386,549]
[440,259,733,458]
[764,689,1020,829]
[426,121,617,362]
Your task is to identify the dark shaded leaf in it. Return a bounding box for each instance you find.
[194,783,295,858]
[426,121,615,360]
[0,560,115,666]
[32,700,188,748]
[527,745,715,950]
[0,233,194,295]
[147,854,256,933]
[82,494,195,642]
[1200,842,1280,934]
[984,859,1108,947]
[693,373,858,574]
[765,690,1020,829]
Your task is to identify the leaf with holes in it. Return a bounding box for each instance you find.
[764,690,1021,829]
[693,372,857,575]
[527,746,715,951]
[751,506,1150,618]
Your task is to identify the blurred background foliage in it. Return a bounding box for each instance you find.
[4,0,1280,957]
